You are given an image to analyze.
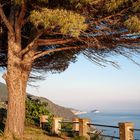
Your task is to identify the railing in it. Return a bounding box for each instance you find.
[132,128,140,140]
[40,116,140,140]
[88,123,120,139]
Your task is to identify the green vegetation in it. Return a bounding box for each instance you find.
[73,136,104,140]
[30,8,87,37]
[133,1,140,12]
[0,97,53,132]
[124,16,140,32]
[106,0,129,12]
[105,0,140,31]
[73,136,87,140]
[0,82,8,102]
[73,133,104,140]
[60,122,73,137]
[25,97,53,129]
[69,0,101,8]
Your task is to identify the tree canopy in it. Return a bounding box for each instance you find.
[0,0,140,78]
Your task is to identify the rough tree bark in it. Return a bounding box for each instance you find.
[3,32,32,139]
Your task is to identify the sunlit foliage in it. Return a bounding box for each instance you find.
[133,0,140,12]
[106,0,129,12]
[30,8,87,37]
[125,16,140,32]
[70,0,101,8]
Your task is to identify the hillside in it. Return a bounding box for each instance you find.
[0,82,75,119]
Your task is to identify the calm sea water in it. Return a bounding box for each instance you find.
[79,112,140,140]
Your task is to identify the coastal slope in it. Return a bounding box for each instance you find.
[0,82,75,119]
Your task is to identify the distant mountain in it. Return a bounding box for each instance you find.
[0,82,75,119]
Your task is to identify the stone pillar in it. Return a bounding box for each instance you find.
[52,117,62,135]
[119,122,134,140]
[79,118,90,140]
[72,118,80,132]
[40,115,48,129]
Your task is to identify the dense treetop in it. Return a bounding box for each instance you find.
[0,0,140,76]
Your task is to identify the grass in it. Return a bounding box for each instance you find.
[23,127,63,140]
[0,126,63,140]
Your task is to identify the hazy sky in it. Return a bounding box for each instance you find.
[0,54,140,113]
[27,54,140,113]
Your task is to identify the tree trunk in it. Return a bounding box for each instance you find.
[4,33,31,139]
[4,72,27,139]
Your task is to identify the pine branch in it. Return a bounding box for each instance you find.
[0,3,14,34]
[19,31,44,56]
[16,0,26,27]
[36,38,75,46]
[33,45,85,60]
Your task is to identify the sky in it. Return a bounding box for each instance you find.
[0,54,140,113]
[28,54,140,113]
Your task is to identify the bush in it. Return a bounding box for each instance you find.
[25,97,53,129]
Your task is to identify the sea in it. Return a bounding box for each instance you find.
[79,112,140,140]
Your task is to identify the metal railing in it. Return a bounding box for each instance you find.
[88,123,119,128]
[132,128,140,140]
[132,128,140,132]
[88,123,120,139]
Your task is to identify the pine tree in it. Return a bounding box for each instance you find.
[0,0,140,139]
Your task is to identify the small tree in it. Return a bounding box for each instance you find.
[0,0,140,139]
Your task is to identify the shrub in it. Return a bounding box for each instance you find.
[25,97,53,129]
